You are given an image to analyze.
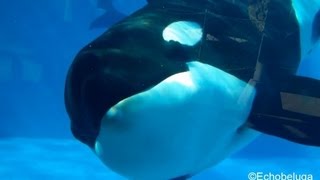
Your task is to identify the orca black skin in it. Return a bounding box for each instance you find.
[65,0,320,178]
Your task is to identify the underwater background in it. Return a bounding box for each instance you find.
[0,0,320,179]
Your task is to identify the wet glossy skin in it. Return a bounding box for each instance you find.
[63,0,315,179]
[65,0,300,148]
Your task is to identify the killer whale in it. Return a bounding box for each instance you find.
[65,0,320,179]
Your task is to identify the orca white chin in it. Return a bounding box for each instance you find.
[94,61,260,180]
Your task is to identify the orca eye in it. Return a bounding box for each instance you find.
[162,21,203,46]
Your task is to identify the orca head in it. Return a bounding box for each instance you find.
[65,7,259,180]
[66,12,204,148]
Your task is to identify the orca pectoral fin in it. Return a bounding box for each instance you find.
[248,76,320,146]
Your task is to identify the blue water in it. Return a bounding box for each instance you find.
[0,137,319,179]
[1,0,320,179]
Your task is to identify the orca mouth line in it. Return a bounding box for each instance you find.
[65,50,141,148]
[65,44,189,148]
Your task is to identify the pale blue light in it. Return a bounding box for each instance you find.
[293,0,320,79]
[297,42,320,80]
[292,0,320,57]
[162,21,203,46]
